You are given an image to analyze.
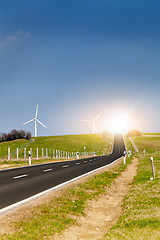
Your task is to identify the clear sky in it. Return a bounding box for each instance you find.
[1,0,160,136]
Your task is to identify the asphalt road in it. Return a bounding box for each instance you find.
[0,134,125,211]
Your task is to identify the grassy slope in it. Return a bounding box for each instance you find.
[104,136,160,240]
[0,134,112,161]
[132,136,160,153]
[142,132,160,135]
[0,139,29,159]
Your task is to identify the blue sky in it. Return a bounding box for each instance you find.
[0,0,160,136]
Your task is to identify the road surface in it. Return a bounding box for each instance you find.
[0,134,125,211]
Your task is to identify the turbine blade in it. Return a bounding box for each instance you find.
[23,118,35,125]
[94,112,102,122]
[81,120,92,123]
[35,104,38,118]
[37,119,47,128]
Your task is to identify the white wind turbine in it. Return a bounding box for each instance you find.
[82,112,102,134]
[23,105,47,137]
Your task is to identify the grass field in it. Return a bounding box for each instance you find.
[142,132,160,135]
[104,136,160,240]
[132,136,160,153]
[0,134,113,166]
[2,134,159,239]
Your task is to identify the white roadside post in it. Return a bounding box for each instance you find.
[76,152,79,159]
[66,152,67,159]
[68,152,70,159]
[127,151,130,158]
[42,148,44,160]
[24,148,26,160]
[46,148,48,158]
[37,148,38,160]
[17,148,18,160]
[8,147,10,161]
[53,150,55,159]
[29,151,32,165]
[124,151,126,164]
[150,157,155,180]
[94,151,96,156]
[56,150,58,159]
[84,147,86,157]
[144,149,146,156]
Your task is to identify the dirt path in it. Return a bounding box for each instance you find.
[54,158,139,240]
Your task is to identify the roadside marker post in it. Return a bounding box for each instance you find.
[16,148,18,160]
[24,148,26,160]
[124,151,126,164]
[150,157,155,180]
[76,152,79,159]
[42,148,44,160]
[37,148,38,160]
[144,149,146,156]
[128,150,131,157]
[84,147,86,157]
[8,147,10,161]
[46,148,48,158]
[29,151,32,165]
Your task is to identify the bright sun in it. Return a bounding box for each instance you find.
[108,112,129,134]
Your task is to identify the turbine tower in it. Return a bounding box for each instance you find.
[23,105,47,137]
[82,112,102,134]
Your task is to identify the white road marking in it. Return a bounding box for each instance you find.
[75,163,80,165]
[62,165,69,168]
[13,174,28,179]
[89,160,92,162]
[43,169,52,172]
[84,161,87,163]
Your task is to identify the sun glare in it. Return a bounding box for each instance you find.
[108,112,129,134]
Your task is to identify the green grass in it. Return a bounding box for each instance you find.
[1,151,132,239]
[0,139,29,159]
[0,134,112,165]
[104,138,160,240]
[142,132,160,135]
[132,136,160,153]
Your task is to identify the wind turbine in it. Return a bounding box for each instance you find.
[23,105,47,137]
[82,112,102,134]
